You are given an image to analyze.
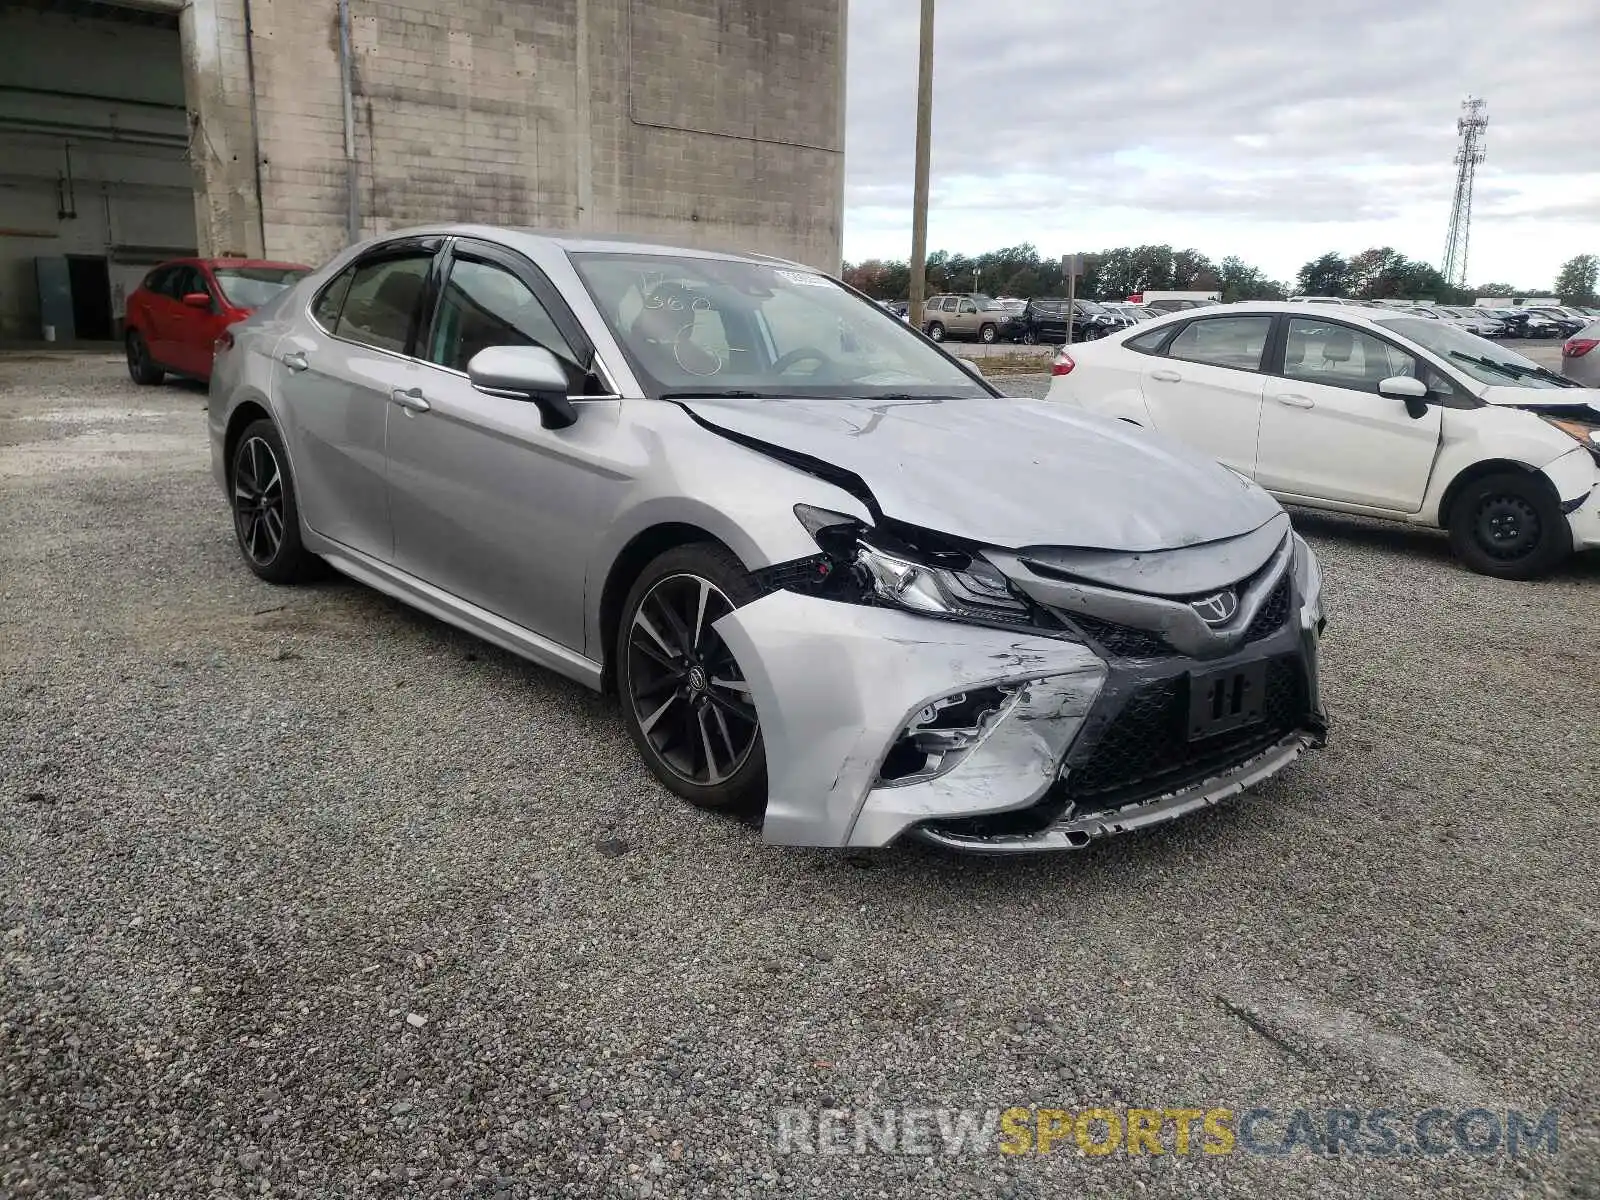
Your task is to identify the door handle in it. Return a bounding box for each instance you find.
[1150,369,1182,382]
[1273,393,1315,409]
[281,351,308,372]
[390,387,431,413]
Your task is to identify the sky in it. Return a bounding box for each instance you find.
[842,0,1600,292]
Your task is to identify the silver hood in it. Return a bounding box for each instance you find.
[681,394,1284,552]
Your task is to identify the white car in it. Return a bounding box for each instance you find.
[1046,302,1600,578]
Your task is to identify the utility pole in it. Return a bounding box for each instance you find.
[907,0,935,333]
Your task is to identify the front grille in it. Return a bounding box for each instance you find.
[1058,656,1307,814]
[1244,576,1291,643]
[1066,612,1175,659]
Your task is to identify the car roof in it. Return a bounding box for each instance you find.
[146,257,312,271]
[1120,301,1449,333]
[359,223,818,271]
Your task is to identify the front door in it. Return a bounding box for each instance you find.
[276,247,436,561]
[385,243,605,651]
[164,264,225,377]
[1138,313,1272,475]
[1254,316,1442,511]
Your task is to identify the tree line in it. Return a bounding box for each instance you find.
[841,245,1600,307]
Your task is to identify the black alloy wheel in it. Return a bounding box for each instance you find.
[228,418,320,584]
[234,434,287,567]
[126,331,163,385]
[618,544,765,810]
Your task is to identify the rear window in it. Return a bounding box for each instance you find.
[214,266,309,309]
[1166,315,1272,371]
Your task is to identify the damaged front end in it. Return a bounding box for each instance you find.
[714,505,1328,852]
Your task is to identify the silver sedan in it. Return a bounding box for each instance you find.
[207,226,1328,852]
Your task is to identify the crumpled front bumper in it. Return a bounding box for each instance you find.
[714,591,1107,848]
[715,576,1327,853]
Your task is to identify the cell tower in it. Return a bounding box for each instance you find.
[1441,96,1487,287]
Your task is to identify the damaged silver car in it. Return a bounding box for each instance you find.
[207,227,1328,852]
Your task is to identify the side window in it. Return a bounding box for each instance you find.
[334,255,431,354]
[144,267,174,297]
[168,266,198,298]
[426,257,577,377]
[1126,326,1172,355]
[939,297,958,312]
[311,267,356,330]
[1166,316,1272,371]
[1283,318,1417,394]
[959,299,977,314]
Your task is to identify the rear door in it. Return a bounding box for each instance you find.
[1137,313,1272,475]
[274,239,440,561]
[1254,316,1442,511]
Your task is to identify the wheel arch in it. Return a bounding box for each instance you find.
[1436,458,1554,529]
[222,400,274,486]
[596,522,739,695]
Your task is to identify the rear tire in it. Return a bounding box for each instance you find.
[230,419,322,584]
[926,322,945,342]
[126,331,163,385]
[1446,472,1571,580]
[617,543,766,813]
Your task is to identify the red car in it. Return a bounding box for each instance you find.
[125,258,311,385]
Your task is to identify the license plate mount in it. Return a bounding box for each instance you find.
[1186,660,1268,741]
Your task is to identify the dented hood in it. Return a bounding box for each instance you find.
[682,394,1283,552]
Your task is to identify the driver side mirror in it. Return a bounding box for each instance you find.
[182,292,213,310]
[1378,375,1429,420]
[467,345,578,430]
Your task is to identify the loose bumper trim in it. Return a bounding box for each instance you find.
[912,725,1322,854]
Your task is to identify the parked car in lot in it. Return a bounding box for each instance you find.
[1526,308,1589,339]
[1493,309,1564,340]
[1432,306,1506,338]
[208,226,1328,852]
[1563,319,1600,387]
[1047,302,1600,579]
[1001,298,1118,344]
[920,293,1010,343]
[126,258,311,384]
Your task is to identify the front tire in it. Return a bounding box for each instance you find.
[126,331,163,385]
[230,419,321,584]
[1446,472,1571,580]
[1022,330,1037,345]
[926,322,945,342]
[617,543,766,812]
[979,323,997,344]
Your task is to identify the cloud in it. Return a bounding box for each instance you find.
[844,0,1600,285]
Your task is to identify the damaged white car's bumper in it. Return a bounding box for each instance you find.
[715,573,1327,852]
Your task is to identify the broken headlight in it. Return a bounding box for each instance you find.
[792,504,1042,630]
[1292,533,1325,635]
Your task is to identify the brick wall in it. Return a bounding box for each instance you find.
[187,0,844,272]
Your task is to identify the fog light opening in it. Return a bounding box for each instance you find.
[876,685,1017,786]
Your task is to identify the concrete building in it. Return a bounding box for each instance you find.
[0,0,846,342]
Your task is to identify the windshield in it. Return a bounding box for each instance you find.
[1382,318,1579,389]
[1075,301,1108,315]
[214,266,308,308]
[571,253,991,400]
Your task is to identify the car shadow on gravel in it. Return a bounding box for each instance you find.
[1288,506,1600,581]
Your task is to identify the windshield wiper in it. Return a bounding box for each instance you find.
[1447,351,1579,387]
[659,389,770,400]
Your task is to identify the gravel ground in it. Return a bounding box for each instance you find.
[2,352,1597,1199]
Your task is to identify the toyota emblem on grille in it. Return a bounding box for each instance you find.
[1191,590,1239,625]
